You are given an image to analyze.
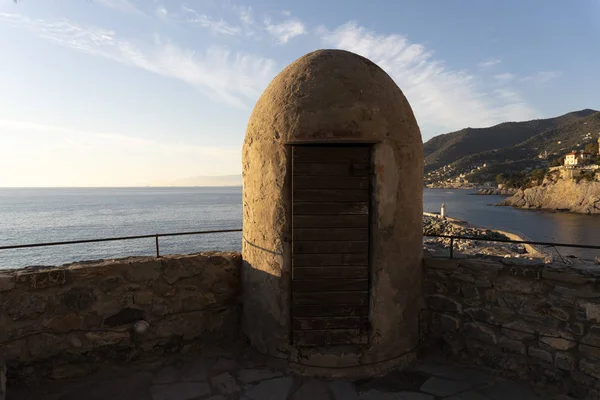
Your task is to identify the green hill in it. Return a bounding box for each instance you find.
[424,109,600,182]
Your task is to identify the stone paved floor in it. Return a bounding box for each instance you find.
[8,345,568,400]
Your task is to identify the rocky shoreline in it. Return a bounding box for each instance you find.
[472,187,517,196]
[500,179,600,214]
[422,214,549,261]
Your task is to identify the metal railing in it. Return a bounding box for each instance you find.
[424,233,600,260]
[0,228,243,258]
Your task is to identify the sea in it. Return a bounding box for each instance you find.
[1,187,599,269]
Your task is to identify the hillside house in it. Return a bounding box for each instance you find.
[564,150,593,167]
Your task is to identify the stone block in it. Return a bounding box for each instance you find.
[210,372,240,396]
[0,363,5,400]
[43,313,87,333]
[292,379,330,400]
[459,259,502,275]
[465,308,496,325]
[474,279,492,288]
[554,352,576,371]
[121,260,161,282]
[461,284,479,299]
[427,294,462,313]
[449,270,475,283]
[540,331,576,351]
[27,333,66,358]
[103,307,145,327]
[134,291,154,305]
[16,269,68,289]
[4,294,46,320]
[328,380,359,400]
[580,331,600,359]
[424,258,459,270]
[151,382,211,400]
[528,346,552,363]
[242,377,293,400]
[543,269,593,284]
[580,359,600,379]
[98,276,127,293]
[498,336,526,355]
[237,369,283,384]
[581,301,600,323]
[84,330,130,346]
[58,287,96,312]
[0,275,15,292]
[161,255,210,284]
[495,276,541,294]
[462,322,497,345]
[501,320,535,341]
[548,306,570,322]
[567,322,585,336]
[431,312,461,333]
[554,285,600,299]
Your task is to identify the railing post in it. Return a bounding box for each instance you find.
[449,237,454,259]
[155,234,160,258]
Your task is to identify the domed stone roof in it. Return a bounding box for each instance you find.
[245,49,421,145]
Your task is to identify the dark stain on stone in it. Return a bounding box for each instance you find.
[104,307,145,327]
[59,288,96,312]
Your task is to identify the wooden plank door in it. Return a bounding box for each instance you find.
[291,145,370,346]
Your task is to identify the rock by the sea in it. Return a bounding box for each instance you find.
[500,180,600,214]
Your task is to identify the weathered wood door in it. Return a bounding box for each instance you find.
[291,145,370,346]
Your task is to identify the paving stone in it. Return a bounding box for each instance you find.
[150,382,211,400]
[477,380,541,400]
[237,368,283,384]
[210,372,241,396]
[328,380,360,400]
[412,359,494,384]
[58,372,154,400]
[358,390,434,399]
[213,357,237,372]
[292,379,331,400]
[152,366,179,384]
[178,359,211,382]
[242,376,293,400]
[445,392,495,400]
[420,377,474,397]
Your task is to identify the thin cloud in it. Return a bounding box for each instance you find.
[321,22,538,134]
[478,58,501,68]
[523,71,562,85]
[265,17,306,43]
[93,0,146,16]
[494,72,515,83]
[0,13,276,108]
[181,5,242,36]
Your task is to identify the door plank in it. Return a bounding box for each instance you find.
[293,176,369,190]
[293,228,368,241]
[293,241,368,254]
[293,253,368,267]
[293,215,368,228]
[293,202,368,215]
[293,163,368,177]
[293,316,368,330]
[293,305,369,317]
[292,146,370,163]
[293,279,369,292]
[293,267,368,280]
[293,292,369,306]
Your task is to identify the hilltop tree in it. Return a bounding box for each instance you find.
[585,141,599,155]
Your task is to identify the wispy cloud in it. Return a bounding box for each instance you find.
[494,72,515,83]
[321,22,538,133]
[0,13,276,108]
[94,0,146,16]
[265,17,306,43]
[478,58,501,68]
[523,70,562,85]
[181,5,242,36]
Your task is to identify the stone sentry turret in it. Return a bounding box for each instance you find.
[241,49,424,377]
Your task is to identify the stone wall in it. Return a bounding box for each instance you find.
[0,252,241,384]
[423,256,600,397]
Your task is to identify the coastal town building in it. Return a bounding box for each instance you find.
[564,150,593,167]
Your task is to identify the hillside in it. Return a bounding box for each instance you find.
[424,109,600,182]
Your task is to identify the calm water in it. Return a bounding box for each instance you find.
[424,188,600,261]
[0,187,242,269]
[1,187,599,269]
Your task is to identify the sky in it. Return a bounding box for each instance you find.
[0,0,599,187]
